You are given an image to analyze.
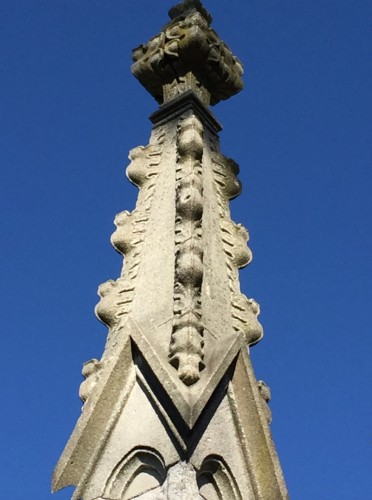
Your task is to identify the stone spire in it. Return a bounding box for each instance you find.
[53,1,288,498]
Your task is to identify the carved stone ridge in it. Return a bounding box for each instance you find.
[95,135,164,345]
[169,113,205,386]
[131,6,243,105]
[210,151,264,348]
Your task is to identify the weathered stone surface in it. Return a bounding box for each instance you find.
[124,462,203,500]
[53,1,288,499]
[131,2,243,105]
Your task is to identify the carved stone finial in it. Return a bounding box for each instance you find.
[131,2,243,105]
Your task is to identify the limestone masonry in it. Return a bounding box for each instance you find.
[53,1,288,498]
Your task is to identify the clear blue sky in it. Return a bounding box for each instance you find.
[1,1,371,498]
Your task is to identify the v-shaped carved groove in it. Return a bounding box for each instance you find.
[132,338,239,460]
[128,316,243,428]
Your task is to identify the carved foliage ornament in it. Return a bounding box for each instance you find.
[131,8,243,105]
[169,114,205,386]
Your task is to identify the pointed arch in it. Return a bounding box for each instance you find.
[197,455,242,500]
[104,447,167,499]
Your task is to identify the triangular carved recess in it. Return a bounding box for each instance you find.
[129,317,244,428]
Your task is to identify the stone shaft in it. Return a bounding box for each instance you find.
[53,2,288,499]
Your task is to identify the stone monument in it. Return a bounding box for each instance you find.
[53,1,288,498]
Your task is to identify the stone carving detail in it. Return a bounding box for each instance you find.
[212,151,251,294]
[257,380,272,424]
[220,220,252,292]
[169,114,205,386]
[104,451,243,500]
[211,152,241,203]
[79,358,103,405]
[53,4,289,499]
[212,152,263,347]
[95,279,122,329]
[232,294,263,346]
[104,447,167,499]
[212,152,248,292]
[163,72,211,107]
[95,135,164,334]
[131,6,243,105]
[197,455,242,500]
